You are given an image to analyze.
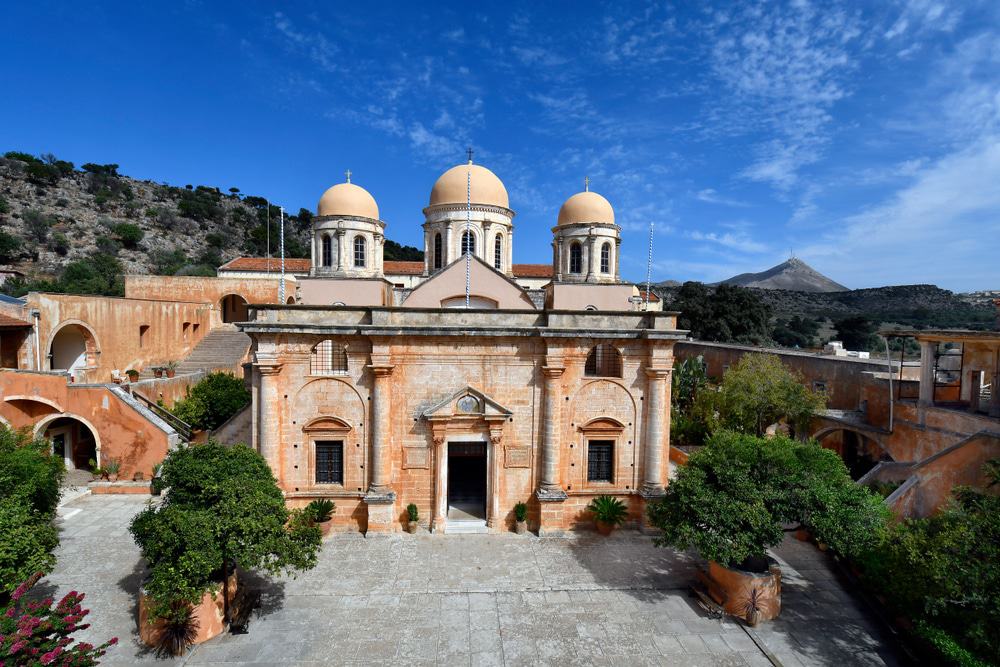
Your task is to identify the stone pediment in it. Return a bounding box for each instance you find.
[421,386,512,421]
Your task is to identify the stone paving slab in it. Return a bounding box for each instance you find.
[44,495,902,666]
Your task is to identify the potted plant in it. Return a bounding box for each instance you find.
[306,498,336,536]
[153,366,164,379]
[647,431,889,625]
[406,503,419,533]
[89,457,104,480]
[104,458,121,482]
[587,495,628,536]
[126,368,140,382]
[166,361,178,378]
[513,502,528,534]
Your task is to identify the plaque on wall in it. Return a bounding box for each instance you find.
[402,447,430,469]
[505,447,530,468]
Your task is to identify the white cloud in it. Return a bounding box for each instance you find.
[686,229,769,254]
[695,188,750,207]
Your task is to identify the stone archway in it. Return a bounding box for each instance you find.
[815,427,892,481]
[48,321,99,375]
[34,413,101,471]
[219,294,249,323]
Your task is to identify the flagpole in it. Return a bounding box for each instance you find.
[465,147,472,309]
[644,222,653,310]
[279,206,286,303]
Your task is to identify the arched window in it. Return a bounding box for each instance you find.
[353,236,366,268]
[494,234,503,269]
[569,242,583,274]
[434,233,443,269]
[600,242,611,273]
[321,235,332,267]
[311,339,348,375]
[461,231,475,256]
[585,344,622,377]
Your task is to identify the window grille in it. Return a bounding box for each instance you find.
[569,242,582,274]
[353,236,366,267]
[321,235,332,267]
[585,344,622,377]
[494,235,502,269]
[434,233,442,269]
[462,231,475,256]
[600,242,610,273]
[315,441,343,484]
[587,440,613,482]
[311,340,348,375]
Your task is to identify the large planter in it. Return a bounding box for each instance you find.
[698,559,782,624]
[407,521,418,534]
[318,520,335,537]
[515,520,527,535]
[595,520,616,536]
[138,572,238,649]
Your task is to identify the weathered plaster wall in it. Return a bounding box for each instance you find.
[296,278,391,307]
[0,369,172,478]
[547,284,637,311]
[124,275,285,307]
[909,433,1000,516]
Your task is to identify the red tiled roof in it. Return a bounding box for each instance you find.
[512,264,553,278]
[383,261,425,275]
[0,313,31,328]
[218,257,313,272]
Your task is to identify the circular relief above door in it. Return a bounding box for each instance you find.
[457,395,480,413]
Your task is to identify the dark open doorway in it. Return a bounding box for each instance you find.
[447,442,486,521]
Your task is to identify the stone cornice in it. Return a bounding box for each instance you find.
[313,214,386,229]
[423,203,516,218]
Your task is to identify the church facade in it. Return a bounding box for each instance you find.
[242,160,683,534]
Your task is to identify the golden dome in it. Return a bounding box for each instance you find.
[317,182,380,219]
[429,164,509,209]
[557,191,615,226]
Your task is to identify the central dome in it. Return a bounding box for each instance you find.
[429,164,509,209]
[557,191,615,226]
[317,182,380,219]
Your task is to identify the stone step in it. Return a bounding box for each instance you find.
[445,520,489,534]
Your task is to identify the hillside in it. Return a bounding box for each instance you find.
[717,257,848,292]
[656,282,997,331]
[0,151,421,284]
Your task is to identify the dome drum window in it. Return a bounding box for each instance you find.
[600,242,611,274]
[585,344,623,378]
[434,233,443,269]
[494,234,503,270]
[321,235,333,267]
[353,236,366,268]
[311,340,349,376]
[569,242,583,274]
[461,231,476,256]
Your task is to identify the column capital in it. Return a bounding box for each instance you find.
[256,364,283,376]
[368,364,395,377]
[542,366,565,379]
[644,367,672,379]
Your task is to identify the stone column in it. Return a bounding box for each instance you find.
[507,226,514,276]
[585,232,596,281]
[335,231,345,272]
[310,231,317,276]
[555,237,564,282]
[918,339,935,406]
[364,363,396,533]
[256,363,283,478]
[641,367,671,497]
[445,222,455,266]
[422,228,431,276]
[614,238,622,282]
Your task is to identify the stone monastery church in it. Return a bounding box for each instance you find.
[0,158,684,535]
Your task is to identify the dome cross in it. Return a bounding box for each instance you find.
[344,169,352,184]
[584,176,590,192]
[466,147,474,164]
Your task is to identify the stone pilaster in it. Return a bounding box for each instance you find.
[335,231,345,272]
[364,362,396,533]
[555,238,564,282]
[585,231,596,281]
[614,238,621,282]
[256,363,283,478]
[641,367,671,498]
[537,365,567,535]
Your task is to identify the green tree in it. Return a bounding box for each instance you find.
[772,315,820,348]
[112,222,144,249]
[670,282,772,344]
[0,425,64,595]
[710,353,826,437]
[130,443,321,622]
[383,239,424,261]
[648,431,888,570]
[0,230,20,262]
[22,209,53,243]
[834,315,879,351]
[171,372,250,431]
[59,252,124,296]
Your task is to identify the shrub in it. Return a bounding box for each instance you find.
[670,281,773,344]
[587,495,628,526]
[0,425,64,593]
[514,502,527,523]
[129,443,321,624]
[0,572,117,664]
[0,195,9,215]
[22,209,53,242]
[171,372,250,431]
[406,503,418,523]
[49,232,69,256]
[58,252,124,296]
[111,222,143,249]
[0,230,21,262]
[648,431,888,571]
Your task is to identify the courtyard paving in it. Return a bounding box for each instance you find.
[48,494,902,666]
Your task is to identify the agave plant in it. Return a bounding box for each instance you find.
[587,495,628,526]
[741,587,764,627]
[155,600,200,658]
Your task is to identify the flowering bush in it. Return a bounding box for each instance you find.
[0,572,117,666]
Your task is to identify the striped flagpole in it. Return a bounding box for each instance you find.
[644,222,653,310]
[465,147,473,308]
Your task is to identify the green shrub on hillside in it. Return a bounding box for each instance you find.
[112,222,144,249]
[0,231,20,263]
[670,281,772,345]
[22,209,54,242]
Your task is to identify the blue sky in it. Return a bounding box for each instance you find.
[2,1,998,291]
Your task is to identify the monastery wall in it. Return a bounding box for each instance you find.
[124,275,286,306]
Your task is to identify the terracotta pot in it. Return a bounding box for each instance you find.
[698,559,782,624]
[109,474,119,482]
[319,520,334,537]
[407,521,418,534]
[794,528,812,542]
[139,572,238,650]
[595,520,615,536]
[126,372,139,382]
[166,369,176,378]
[515,520,527,535]
[154,369,163,378]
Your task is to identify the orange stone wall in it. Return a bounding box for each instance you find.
[124,274,285,307]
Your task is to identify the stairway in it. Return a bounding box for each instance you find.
[175,324,252,375]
